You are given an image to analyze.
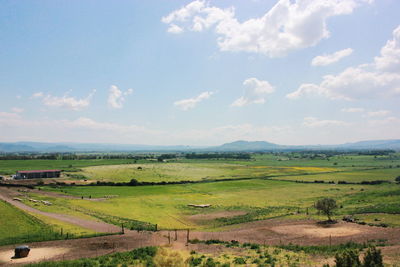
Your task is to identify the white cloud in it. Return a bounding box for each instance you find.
[287,25,400,100]
[32,90,96,111]
[11,107,24,113]
[163,0,370,57]
[0,111,20,120]
[368,116,400,125]
[311,48,353,66]
[341,107,364,113]
[167,24,184,34]
[31,92,44,98]
[375,25,400,72]
[174,91,214,110]
[232,78,275,107]
[303,116,347,128]
[108,85,133,109]
[367,110,390,117]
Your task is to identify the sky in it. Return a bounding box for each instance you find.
[0,0,399,146]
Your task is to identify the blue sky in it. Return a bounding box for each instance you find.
[0,0,399,146]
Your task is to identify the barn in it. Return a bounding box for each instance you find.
[15,170,61,179]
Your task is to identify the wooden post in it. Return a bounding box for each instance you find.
[329,235,332,246]
[121,223,124,234]
[60,228,63,236]
[168,231,171,245]
[155,224,158,231]
[186,229,190,246]
[175,229,177,241]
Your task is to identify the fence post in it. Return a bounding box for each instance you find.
[168,231,171,245]
[186,229,190,246]
[175,229,177,241]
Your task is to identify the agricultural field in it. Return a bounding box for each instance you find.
[1,152,400,266]
[35,178,400,230]
[74,162,340,183]
[273,167,400,183]
[0,200,52,245]
[0,200,95,246]
[0,158,136,175]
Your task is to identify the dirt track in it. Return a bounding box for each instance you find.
[1,187,400,266]
[0,187,120,233]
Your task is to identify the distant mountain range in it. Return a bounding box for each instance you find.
[211,140,400,151]
[0,139,400,153]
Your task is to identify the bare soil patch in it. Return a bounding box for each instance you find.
[188,211,247,223]
[271,223,362,238]
[0,247,70,266]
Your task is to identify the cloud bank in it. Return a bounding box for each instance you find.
[163,0,370,57]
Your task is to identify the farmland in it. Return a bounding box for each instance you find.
[0,200,95,246]
[74,162,339,183]
[1,152,400,265]
[0,158,137,175]
[31,178,400,230]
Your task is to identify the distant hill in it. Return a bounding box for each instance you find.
[335,139,400,150]
[210,140,284,151]
[212,139,400,152]
[0,139,399,153]
[0,141,199,153]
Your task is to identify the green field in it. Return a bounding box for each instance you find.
[0,200,95,245]
[2,153,400,234]
[274,167,400,183]
[0,200,52,245]
[75,162,339,183]
[0,159,136,175]
[38,178,400,230]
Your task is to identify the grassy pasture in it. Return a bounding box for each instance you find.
[75,162,339,183]
[39,179,400,230]
[0,159,136,175]
[0,200,95,245]
[273,167,400,183]
[0,200,52,245]
[181,153,400,168]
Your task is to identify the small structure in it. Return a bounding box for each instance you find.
[15,170,61,180]
[188,204,211,208]
[41,200,52,206]
[14,246,30,258]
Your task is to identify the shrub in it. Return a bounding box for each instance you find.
[335,249,361,267]
[233,257,246,264]
[363,247,383,267]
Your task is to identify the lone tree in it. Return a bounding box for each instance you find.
[315,198,337,222]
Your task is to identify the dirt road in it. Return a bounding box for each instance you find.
[1,186,400,266]
[0,187,120,233]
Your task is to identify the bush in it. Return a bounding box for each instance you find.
[335,249,361,267]
[363,247,383,267]
[233,257,246,264]
[187,256,202,266]
[333,246,383,267]
[204,258,216,267]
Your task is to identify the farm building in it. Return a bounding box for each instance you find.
[15,169,61,179]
